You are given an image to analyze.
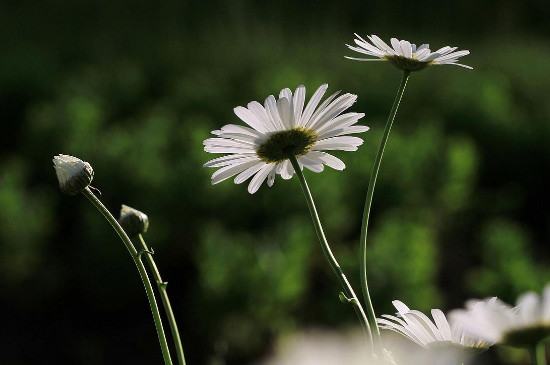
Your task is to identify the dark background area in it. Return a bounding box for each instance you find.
[0,0,549,364]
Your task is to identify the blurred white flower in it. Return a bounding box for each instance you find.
[52,154,94,195]
[259,330,394,365]
[378,300,489,349]
[346,34,472,71]
[203,84,368,194]
[449,285,550,347]
[259,329,475,365]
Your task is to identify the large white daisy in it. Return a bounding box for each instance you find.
[203,84,368,194]
[378,300,489,349]
[346,34,472,71]
[449,285,550,347]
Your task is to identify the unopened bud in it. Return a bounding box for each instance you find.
[118,204,149,236]
[52,154,94,195]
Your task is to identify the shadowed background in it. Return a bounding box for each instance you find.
[0,0,549,364]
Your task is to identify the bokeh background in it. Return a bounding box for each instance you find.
[1,0,549,364]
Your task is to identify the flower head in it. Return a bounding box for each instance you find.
[52,154,94,195]
[118,204,150,237]
[378,300,489,350]
[449,285,550,347]
[346,34,472,71]
[203,84,368,193]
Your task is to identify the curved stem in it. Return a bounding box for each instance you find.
[137,234,187,365]
[532,341,548,365]
[358,70,410,343]
[82,188,173,365]
[289,156,373,349]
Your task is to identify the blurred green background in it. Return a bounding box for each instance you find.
[1,0,549,364]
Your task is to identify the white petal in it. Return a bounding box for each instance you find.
[234,162,266,184]
[277,96,293,129]
[292,85,306,127]
[400,40,412,59]
[247,101,276,132]
[212,160,259,185]
[313,136,364,151]
[203,147,256,154]
[234,106,268,133]
[205,155,258,168]
[204,154,249,167]
[220,124,264,138]
[299,84,328,127]
[434,50,470,62]
[312,152,346,170]
[307,93,357,130]
[265,95,285,130]
[267,168,276,187]
[369,35,394,55]
[314,112,365,136]
[307,90,342,128]
[279,160,293,180]
[516,292,540,325]
[248,164,274,194]
[432,309,453,341]
[299,155,324,173]
[390,38,403,56]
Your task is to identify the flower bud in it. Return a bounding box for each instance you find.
[52,154,94,195]
[118,204,149,236]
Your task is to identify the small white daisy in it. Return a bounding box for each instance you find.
[203,84,369,194]
[449,285,550,347]
[346,34,472,71]
[52,154,94,195]
[378,300,489,349]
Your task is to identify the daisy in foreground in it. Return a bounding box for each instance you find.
[449,285,550,348]
[346,34,472,71]
[203,84,368,193]
[377,300,489,349]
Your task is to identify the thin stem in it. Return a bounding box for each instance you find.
[82,187,173,365]
[358,70,410,343]
[289,156,374,349]
[137,234,187,365]
[532,341,548,365]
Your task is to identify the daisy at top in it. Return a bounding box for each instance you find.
[346,34,472,72]
[203,84,369,194]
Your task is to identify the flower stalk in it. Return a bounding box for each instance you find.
[532,341,548,365]
[137,234,187,365]
[358,70,410,343]
[289,156,374,349]
[82,187,173,365]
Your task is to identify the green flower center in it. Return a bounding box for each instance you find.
[256,128,317,162]
[386,55,430,72]
[503,325,550,347]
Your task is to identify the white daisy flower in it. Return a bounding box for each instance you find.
[449,285,550,347]
[52,154,94,195]
[203,84,369,194]
[378,300,489,349]
[346,34,472,71]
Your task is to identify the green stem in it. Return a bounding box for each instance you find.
[137,234,187,365]
[289,156,373,349]
[358,70,410,343]
[82,187,173,365]
[532,341,548,365]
